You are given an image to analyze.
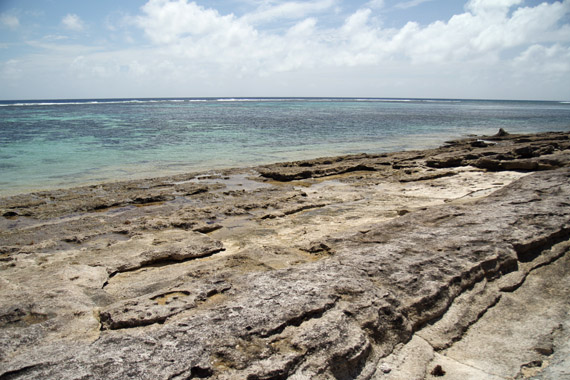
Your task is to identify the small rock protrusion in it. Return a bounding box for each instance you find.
[470,139,489,148]
[431,364,446,377]
[495,128,509,137]
[534,335,554,356]
[379,363,391,373]
[305,242,332,255]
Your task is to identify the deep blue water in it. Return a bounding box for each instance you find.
[1,97,569,195]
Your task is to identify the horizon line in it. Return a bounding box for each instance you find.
[1,96,568,103]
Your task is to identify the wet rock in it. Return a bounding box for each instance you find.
[257,154,382,181]
[470,139,491,148]
[425,156,464,168]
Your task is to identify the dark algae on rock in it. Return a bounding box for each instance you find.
[1,131,569,379]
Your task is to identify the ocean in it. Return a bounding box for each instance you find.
[1,97,569,196]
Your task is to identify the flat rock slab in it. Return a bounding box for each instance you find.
[0,131,569,379]
[433,251,570,379]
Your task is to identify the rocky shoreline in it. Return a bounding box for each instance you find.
[1,131,569,379]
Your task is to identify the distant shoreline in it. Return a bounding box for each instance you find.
[2,97,570,105]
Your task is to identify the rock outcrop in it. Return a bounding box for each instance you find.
[1,131,569,379]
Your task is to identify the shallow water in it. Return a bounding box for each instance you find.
[1,97,569,195]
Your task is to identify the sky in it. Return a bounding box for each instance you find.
[0,0,569,100]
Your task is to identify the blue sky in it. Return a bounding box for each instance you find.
[1,0,569,100]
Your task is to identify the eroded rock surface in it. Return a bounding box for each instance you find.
[1,131,569,379]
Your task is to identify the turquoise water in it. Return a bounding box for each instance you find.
[1,98,569,195]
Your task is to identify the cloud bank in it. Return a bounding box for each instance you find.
[1,0,570,99]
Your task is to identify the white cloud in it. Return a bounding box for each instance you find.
[136,0,256,44]
[287,17,318,36]
[341,8,372,34]
[366,0,385,9]
[466,0,523,15]
[513,44,570,76]
[241,0,336,24]
[394,0,434,10]
[62,13,85,31]
[0,13,20,29]
[386,0,570,63]
[132,0,570,70]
